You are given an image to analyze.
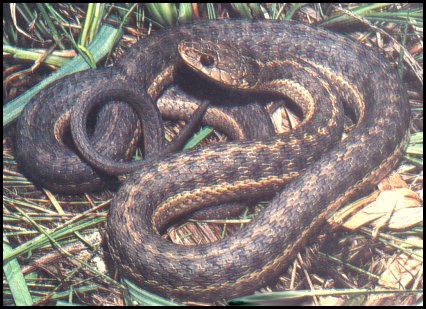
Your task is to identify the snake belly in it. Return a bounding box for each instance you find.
[104,20,410,302]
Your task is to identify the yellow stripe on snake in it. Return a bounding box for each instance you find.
[17,20,410,303]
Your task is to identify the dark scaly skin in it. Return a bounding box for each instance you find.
[104,20,410,302]
[15,51,275,193]
[15,19,410,302]
[15,69,146,193]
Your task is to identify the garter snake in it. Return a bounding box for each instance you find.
[104,21,409,302]
[17,20,410,302]
[15,64,275,193]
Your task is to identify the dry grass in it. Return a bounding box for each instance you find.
[3,3,423,306]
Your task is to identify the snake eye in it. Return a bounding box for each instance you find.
[200,54,215,67]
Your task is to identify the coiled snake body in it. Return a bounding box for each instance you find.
[16,20,410,302]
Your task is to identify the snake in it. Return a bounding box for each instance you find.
[16,20,410,302]
[15,64,275,193]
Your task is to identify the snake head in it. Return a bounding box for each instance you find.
[178,39,261,90]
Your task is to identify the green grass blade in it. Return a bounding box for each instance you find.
[3,24,122,127]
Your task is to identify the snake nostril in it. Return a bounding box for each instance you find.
[200,54,215,67]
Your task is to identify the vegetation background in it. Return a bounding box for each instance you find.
[3,3,423,306]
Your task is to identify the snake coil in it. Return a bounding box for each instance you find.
[16,20,410,303]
